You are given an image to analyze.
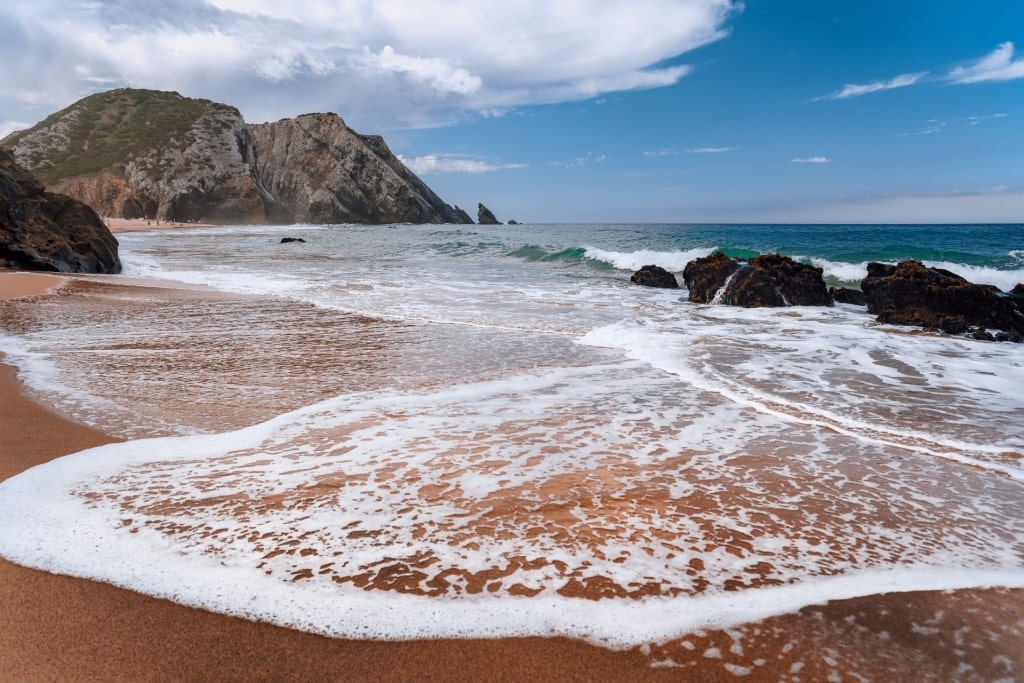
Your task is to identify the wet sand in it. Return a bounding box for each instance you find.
[1,273,1022,681]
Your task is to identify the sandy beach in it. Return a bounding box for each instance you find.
[103,217,219,233]
[1,271,1022,682]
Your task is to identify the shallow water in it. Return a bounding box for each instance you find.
[0,222,1022,650]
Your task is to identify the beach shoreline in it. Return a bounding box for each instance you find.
[1,272,1022,681]
[103,217,220,233]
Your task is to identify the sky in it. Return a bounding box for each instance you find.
[1,0,1022,223]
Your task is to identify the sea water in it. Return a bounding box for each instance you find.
[0,223,1022,647]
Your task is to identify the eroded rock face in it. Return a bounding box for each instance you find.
[249,115,470,224]
[0,148,121,273]
[630,264,679,289]
[683,252,832,307]
[862,260,1024,340]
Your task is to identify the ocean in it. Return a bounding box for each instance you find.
[0,222,1022,653]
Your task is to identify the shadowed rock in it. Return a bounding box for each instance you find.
[683,252,832,307]
[1,148,121,273]
[862,260,1024,340]
[279,237,305,244]
[630,264,679,289]
[830,287,868,306]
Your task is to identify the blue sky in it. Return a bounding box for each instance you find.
[1,0,1022,223]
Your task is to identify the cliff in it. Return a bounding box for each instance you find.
[248,114,469,224]
[1,89,472,225]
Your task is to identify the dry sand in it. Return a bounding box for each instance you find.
[104,217,219,233]
[0,271,1021,682]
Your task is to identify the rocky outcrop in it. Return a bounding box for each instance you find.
[477,203,500,225]
[683,252,832,307]
[862,261,1024,340]
[247,114,468,224]
[3,89,472,225]
[0,148,121,273]
[630,264,679,289]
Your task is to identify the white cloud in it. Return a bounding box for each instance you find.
[398,154,526,175]
[901,113,1008,136]
[0,0,740,129]
[551,153,607,169]
[643,148,681,157]
[791,156,831,164]
[0,120,31,140]
[818,72,927,100]
[688,146,735,153]
[950,42,1024,84]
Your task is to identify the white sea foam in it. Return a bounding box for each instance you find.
[583,246,715,272]
[922,260,1024,293]
[0,360,1021,647]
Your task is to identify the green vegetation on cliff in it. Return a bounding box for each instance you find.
[4,89,239,183]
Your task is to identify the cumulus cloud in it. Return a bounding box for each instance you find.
[949,42,1024,84]
[0,0,740,129]
[791,156,831,164]
[398,154,526,175]
[688,146,735,153]
[817,72,927,100]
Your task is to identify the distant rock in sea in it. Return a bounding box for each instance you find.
[683,252,832,307]
[477,203,501,225]
[1,88,472,226]
[862,260,1023,341]
[0,147,121,273]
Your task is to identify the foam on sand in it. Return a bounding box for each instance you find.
[0,361,1021,648]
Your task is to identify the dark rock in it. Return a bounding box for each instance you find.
[830,287,868,306]
[630,264,679,289]
[861,260,1024,340]
[0,148,121,273]
[1011,283,1024,300]
[682,251,739,302]
[683,252,832,307]
[477,203,500,225]
[279,237,305,243]
[452,205,474,224]
[507,218,519,225]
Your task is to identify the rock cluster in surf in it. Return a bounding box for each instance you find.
[633,252,1024,341]
[0,147,121,273]
[0,89,477,226]
[682,252,832,307]
[862,260,1024,341]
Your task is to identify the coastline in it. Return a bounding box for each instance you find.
[1,273,1022,681]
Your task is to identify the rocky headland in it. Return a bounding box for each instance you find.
[0,89,474,226]
[0,148,120,273]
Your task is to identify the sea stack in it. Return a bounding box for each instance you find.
[477,203,501,225]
